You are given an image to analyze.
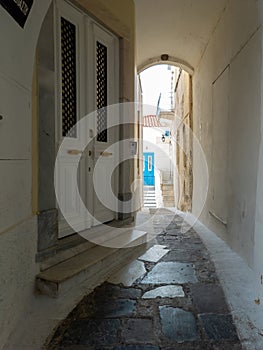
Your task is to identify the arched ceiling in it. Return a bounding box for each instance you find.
[134,0,229,72]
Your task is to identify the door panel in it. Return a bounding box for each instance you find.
[56,0,90,237]
[90,22,119,224]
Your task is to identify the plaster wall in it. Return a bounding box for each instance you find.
[173,70,192,210]
[192,0,262,267]
[0,1,52,347]
[143,127,172,181]
[0,0,135,347]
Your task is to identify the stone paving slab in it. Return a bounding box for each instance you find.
[47,214,242,350]
[108,260,146,286]
[198,314,239,341]
[60,319,121,346]
[190,284,229,314]
[114,345,159,350]
[121,319,155,344]
[138,245,169,262]
[162,246,209,262]
[114,346,159,350]
[159,306,199,343]
[97,299,136,318]
[141,262,197,284]
[142,285,185,299]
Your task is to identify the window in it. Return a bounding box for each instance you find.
[148,155,152,171]
[61,17,77,138]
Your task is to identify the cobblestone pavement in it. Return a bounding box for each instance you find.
[47,212,242,350]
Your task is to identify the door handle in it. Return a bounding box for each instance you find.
[67,149,83,155]
[100,151,113,157]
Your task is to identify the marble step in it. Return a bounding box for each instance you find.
[36,229,148,298]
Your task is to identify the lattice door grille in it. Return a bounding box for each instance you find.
[61,17,77,138]
[96,41,108,142]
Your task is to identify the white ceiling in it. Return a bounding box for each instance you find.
[134,0,228,71]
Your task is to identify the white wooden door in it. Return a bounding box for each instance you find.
[55,1,119,237]
[55,0,90,238]
[87,21,119,225]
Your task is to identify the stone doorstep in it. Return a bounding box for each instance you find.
[36,229,149,298]
[40,240,96,271]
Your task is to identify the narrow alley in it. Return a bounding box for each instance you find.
[2,0,263,349]
[47,211,241,350]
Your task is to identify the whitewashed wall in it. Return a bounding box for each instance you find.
[0,1,52,347]
[192,0,262,272]
[143,127,173,182]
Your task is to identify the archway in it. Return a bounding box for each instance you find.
[138,62,193,211]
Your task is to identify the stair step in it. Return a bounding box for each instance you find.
[82,225,147,248]
[163,201,175,207]
[144,186,155,190]
[37,246,115,284]
[163,193,174,196]
[162,184,174,191]
[163,195,175,201]
[36,229,148,298]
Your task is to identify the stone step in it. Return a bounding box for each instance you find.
[36,229,148,298]
[163,201,175,207]
[162,184,174,191]
[144,186,155,190]
[163,195,175,201]
[163,192,174,196]
[40,240,96,272]
[82,225,147,248]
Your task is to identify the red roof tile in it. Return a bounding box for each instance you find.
[143,115,161,127]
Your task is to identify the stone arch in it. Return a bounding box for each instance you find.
[137,56,194,75]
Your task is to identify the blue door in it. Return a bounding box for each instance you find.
[143,152,155,186]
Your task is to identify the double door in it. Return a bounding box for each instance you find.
[55,0,119,237]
